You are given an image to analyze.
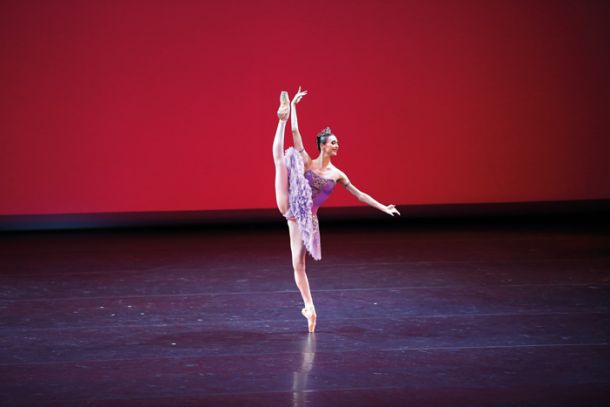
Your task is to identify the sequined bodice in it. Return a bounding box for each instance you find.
[304,169,336,214]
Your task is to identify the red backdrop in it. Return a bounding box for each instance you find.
[1,0,609,216]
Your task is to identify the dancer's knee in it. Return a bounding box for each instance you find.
[293,260,305,275]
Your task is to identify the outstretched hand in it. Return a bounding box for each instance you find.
[385,204,401,216]
[291,86,308,105]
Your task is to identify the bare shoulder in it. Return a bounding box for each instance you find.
[332,166,345,179]
[332,166,350,186]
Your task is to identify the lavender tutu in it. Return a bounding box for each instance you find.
[284,147,336,260]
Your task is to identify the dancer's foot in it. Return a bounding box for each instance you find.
[277,91,290,121]
[301,306,317,333]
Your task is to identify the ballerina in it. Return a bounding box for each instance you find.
[273,87,400,333]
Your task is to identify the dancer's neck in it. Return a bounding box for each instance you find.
[314,153,332,171]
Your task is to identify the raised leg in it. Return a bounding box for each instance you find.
[273,120,289,215]
[288,219,317,333]
[273,92,290,215]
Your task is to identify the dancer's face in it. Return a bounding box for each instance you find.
[322,135,339,156]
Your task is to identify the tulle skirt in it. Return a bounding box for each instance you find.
[283,147,322,260]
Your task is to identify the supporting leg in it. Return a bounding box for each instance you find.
[288,219,317,333]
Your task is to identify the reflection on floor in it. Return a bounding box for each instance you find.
[1,220,609,406]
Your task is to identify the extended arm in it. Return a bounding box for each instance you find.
[339,172,401,216]
[290,87,312,168]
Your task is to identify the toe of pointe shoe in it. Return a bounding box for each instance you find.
[309,317,316,333]
[280,91,290,105]
[277,92,290,120]
[302,308,317,333]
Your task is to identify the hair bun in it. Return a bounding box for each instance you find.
[316,126,333,151]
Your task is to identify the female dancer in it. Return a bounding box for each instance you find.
[273,87,400,333]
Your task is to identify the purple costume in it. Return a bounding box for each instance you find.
[283,147,336,260]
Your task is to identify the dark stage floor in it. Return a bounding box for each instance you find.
[1,219,609,406]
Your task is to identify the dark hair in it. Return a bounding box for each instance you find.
[316,127,333,151]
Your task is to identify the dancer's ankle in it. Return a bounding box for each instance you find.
[303,304,315,314]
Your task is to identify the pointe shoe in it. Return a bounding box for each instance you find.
[277,91,290,121]
[301,306,317,333]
